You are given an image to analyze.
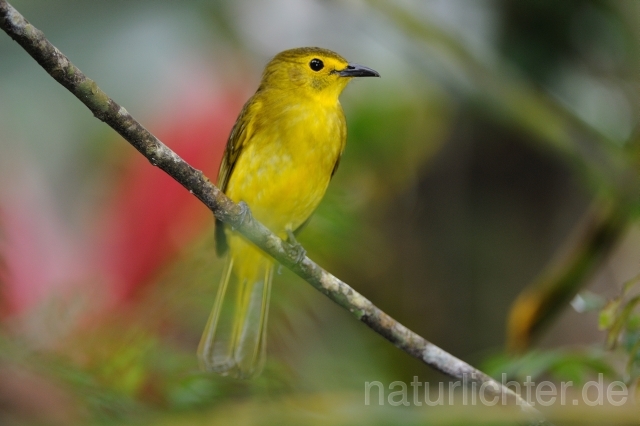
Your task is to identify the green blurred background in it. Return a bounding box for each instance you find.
[0,0,639,424]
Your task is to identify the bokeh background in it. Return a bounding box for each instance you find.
[0,0,639,424]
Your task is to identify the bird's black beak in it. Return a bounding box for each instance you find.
[338,63,380,78]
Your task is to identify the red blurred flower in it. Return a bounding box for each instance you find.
[99,88,241,303]
[0,71,246,326]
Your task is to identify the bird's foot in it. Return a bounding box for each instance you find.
[285,228,307,264]
[232,201,252,229]
[229,201,253,231]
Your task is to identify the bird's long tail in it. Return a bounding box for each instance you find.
[198,243,273,379]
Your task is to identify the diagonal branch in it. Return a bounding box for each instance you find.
[0,1,549,424]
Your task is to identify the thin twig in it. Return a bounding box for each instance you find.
[0,1,549,424]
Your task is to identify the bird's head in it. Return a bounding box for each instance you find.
[259,47,379,103]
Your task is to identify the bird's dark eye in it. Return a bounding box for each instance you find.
[309,58,324,72]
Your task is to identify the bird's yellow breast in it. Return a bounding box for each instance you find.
[225,94,346,238]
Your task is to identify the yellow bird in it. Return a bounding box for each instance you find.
[198,47,379,378]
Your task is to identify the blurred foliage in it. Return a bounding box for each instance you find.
[600,274,640,386]
[1,0,640,425]
[483,348,617,386]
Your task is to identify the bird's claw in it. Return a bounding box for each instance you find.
[233,201,252,228]
[285,229,306,264]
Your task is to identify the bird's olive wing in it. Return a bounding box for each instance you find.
[215,98,259,257]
